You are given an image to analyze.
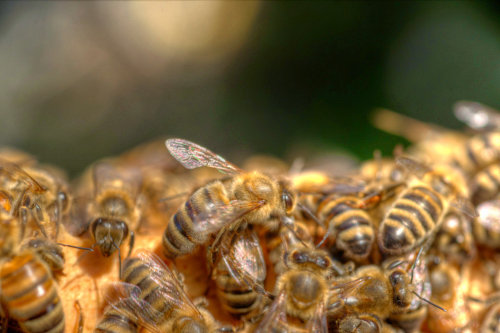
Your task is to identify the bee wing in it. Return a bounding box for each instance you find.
[218,228,267,293]
[103,282,164,333]
[454,101,500,131]
[395,156,430,178]
[228,229,267,282]
[0,159,45,192]
[165,138,243,175]
[193,200,266,236]
[255,290,288,333]
[135,250,203,320]
[92,161,143,200]
[450,197,478,218]
[306,302,328,333]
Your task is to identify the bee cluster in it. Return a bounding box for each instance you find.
[0,101,499,333]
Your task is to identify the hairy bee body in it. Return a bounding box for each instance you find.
[452,131,500,175]
[94,300,139,333]
[0,250,64,333]
[379,185,444,255]
[22,237,65,272]
[212,228,266,318]
[163,179,230,258]
[317,195,375,261]
[472,163,500,204]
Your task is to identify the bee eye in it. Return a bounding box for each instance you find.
[292,251,306,263]
[58,191,69,211]
[282,190,294,212]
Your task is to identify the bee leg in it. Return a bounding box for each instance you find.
[10,186,27,216]
[193,296,209,308]
[73,300,84,333]
[19,206,29,239]
[31,203,48,238]
[126,231,135,258]
[113,241,123,280]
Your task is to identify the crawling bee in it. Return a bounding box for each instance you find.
[378,157,474,255]
[256,237,343,332]
[209,226,268,319]
[76,161,143,276]
[0,211,65,333]
[0,160,70,240]
[328,251,441,332]
[95,250,231,333]
[162,138,296,258]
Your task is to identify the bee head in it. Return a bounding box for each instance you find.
[389,270,412,309]
[91,218,129,257]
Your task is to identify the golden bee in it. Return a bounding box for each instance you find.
[95,250,230,333]
[378,156,474,255]
[256,242,340,332]
[77,161,143,275]
[162,138,296,258]
[209,226,268,319]
[328,250,442,333]
[0,160,70,240]
[0,212,65,333]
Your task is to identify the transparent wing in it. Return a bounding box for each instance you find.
[255,290,287,333]
[450,197,478,219]
[102,282,163,333]
[217,228,268,296]
[135,250,203,319]
[306,302,328,333]
[0,159,45,193]
[165,138,243,175]
[454,101,500,131]
[92,161,143,201]
[192,200,266,236]
[395,156,431,178]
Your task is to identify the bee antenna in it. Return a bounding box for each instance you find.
[282,221,310,248]
[411,290,446,312]
[158,192,189,203]
[57,242,94,252]
[113,241,123,280]
[316,228,330,248]
[297,202,323,228]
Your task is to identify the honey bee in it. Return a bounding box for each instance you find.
[267,219,314,276]
[328,251,441,332]
[433,212,476,263]
[378,156,474,255]
[210,226,268,319]
[96,250,229,333]
[21,237,65,273]
[256,243,340,332]
[162,138,296,258]
[0,160,71,240]
[0,214,65,333]
[371,108,467,166]
[79,161,143,275]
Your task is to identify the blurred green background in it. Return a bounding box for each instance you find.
[0,1,498,175]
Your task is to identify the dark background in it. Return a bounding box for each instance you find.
[0,1,498,175]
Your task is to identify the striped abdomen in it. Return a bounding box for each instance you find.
[379,186,444,254]
[163,180,230,258]
[121,257,176,324]
[214,230,266,317]
[452,131,500,174]
[0,250,64,333]
[317,196,374,261]
[94,300,139,333]
[472,163,500,204]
